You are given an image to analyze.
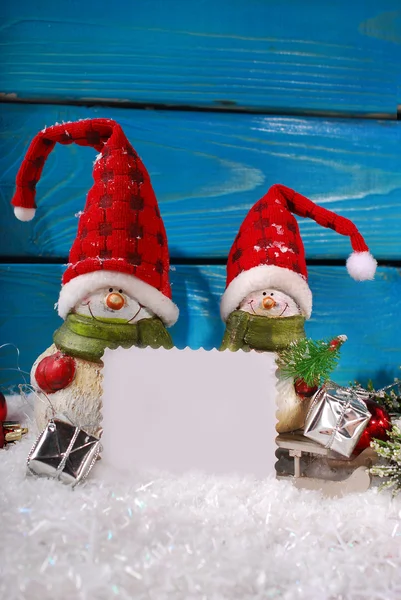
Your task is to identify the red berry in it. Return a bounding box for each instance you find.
[294,378,318,399]
[0,392,7,421]
[35,352,76,394]
[354,398,391,454]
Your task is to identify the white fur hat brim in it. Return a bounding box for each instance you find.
[220,265,312,322]
[58,271,179,327]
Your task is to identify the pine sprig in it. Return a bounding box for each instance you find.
[351,381,401,415]
[277,335,347,387]
[370,425,401,495]
[375,384,401,414]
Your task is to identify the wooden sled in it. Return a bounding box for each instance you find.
[276,431,378,497]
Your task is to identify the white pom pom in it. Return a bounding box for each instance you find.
[346,251,377,281]
[14,207,36,222]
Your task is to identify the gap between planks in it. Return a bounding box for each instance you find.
[1,257,400,268]
[0,97,398,122]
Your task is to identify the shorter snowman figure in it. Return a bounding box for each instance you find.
[11,119,179,434]
[220,184,377,433]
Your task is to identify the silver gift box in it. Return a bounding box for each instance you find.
[303,382,371,457]
[27,418,101,486]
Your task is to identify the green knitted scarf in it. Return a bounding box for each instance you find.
[219,311,305,352]
[54,313,173,363]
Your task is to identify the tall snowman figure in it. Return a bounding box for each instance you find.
[220,184,376,433]
[11,119,179,434]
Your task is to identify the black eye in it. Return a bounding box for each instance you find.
[263,292,266,296]
[109,288,113,293]
[118,289,123,294]
[271,293,274,296]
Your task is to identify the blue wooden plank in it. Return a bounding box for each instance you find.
[1,0,400,114]
[1,104,401,260]
[0,264,400,389]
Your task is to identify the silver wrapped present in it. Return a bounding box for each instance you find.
[27,418,101,486]
[303,382,371,457]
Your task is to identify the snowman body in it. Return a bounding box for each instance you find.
[32,344,103,436]
[221,288,310,433]
[275,371,310,433]
[32,286,172,435]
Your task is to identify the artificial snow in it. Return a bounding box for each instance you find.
[2,394,401,600]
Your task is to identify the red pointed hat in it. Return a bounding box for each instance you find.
[221,184,376,322]
[11,118,179,326]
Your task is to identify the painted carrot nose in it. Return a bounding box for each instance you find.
[262,297,276,310]
[105,292,125,310]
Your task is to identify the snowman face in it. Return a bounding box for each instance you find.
[238,289,301,318]
[75,287,154,323]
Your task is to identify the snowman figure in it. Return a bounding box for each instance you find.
[220,286,307,433]
[220,184,376,433]
[240,288,308,434]
[11,118,179,434]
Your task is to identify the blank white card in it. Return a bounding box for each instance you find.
[102,347,277,478]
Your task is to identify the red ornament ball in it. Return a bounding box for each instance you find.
[294,378,318,399]
[354,398,392,454]
[35,352,76,394]
[0,392,7,421]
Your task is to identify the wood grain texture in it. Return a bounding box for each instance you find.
[1,104,401,260]
[0,264,400,389]
[1,0,400,114]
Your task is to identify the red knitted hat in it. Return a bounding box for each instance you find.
[11,118,179,326]
[221,184,376,322]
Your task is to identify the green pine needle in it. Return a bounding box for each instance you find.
[277,336,345,387]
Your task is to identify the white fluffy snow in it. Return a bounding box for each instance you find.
[2,394,401,600]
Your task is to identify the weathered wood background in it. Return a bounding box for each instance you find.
[1,0,400,387]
